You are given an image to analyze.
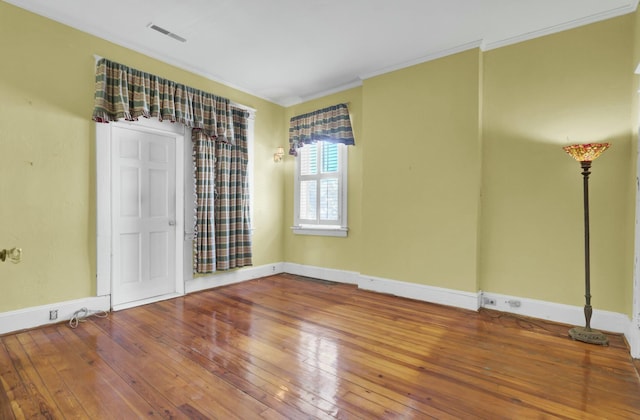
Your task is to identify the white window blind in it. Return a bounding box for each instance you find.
[293,142,347,237]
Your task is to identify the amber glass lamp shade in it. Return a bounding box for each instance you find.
[562,143,610,162]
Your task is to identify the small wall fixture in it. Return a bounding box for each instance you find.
[274,147,285,162]
[0,247,22,264]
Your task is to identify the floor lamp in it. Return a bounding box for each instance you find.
[562,143,609,346]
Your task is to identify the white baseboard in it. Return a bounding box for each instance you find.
[2,263,638,359]
[358,274,480,311]
[283,263,360,284]
[185,263,285,294]
[0,264,281,336]
[284,264,639,357]
[479,291,631,333]
[480,291,637,355]
[0,295,111,336]
[628,319,640,358]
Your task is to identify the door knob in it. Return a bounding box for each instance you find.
[169,220,176,226]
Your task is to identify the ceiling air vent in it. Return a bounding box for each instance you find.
[148,24,187,43]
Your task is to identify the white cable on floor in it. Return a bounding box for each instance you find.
[68,307,109,329]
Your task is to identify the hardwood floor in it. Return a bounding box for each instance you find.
[1,274,639,419]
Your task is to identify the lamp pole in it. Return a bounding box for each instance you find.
[563,143,609,346]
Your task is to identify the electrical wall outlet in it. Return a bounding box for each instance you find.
[49,309,58,321]
[483,297,496,306]
[508,299,522,308]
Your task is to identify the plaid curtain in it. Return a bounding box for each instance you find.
[92,58,252,274]
[192,130,217,273]
[214,108,253,270]
[92,58,234,142]
[288,103,355,156]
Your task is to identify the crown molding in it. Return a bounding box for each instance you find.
[484,2,639,51]
[6,0,639,107]
[282,79,364,107]
[359,40,484,81]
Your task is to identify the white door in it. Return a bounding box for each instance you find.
[111,124,180,308]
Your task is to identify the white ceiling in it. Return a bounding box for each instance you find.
[5,0,638,106]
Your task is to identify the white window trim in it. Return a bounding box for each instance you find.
[291,225,349,237]
[242,107,256,234]
[292,142,348,237]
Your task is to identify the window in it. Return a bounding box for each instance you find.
[293,141,348,237]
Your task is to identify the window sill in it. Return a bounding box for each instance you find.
[291,226,348,237]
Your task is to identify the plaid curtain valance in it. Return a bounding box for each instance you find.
[288,103,355,156]
[92,58,234,143]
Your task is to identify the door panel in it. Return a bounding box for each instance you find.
[112,125,177,306]
[149,169,168,217]
[119,233,140,284]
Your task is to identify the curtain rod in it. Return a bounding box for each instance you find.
[93,54,256,115]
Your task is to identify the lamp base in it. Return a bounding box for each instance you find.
[568,327,609,346]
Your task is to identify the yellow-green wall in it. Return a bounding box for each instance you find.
[480,15,635,313]
[284,13,639,316]
[2,0,639,319]
[283,88,363,271]
[0,2,284,312]
[284,50,483,294]
[360,49,482,292]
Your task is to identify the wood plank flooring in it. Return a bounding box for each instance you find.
[1,274,639,419]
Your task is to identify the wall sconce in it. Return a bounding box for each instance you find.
[0,247,22,264]
[274,147,285,163]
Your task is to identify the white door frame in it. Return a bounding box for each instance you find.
[632,63,640,358]
[96,118,188,308]
[632,125,640,358]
